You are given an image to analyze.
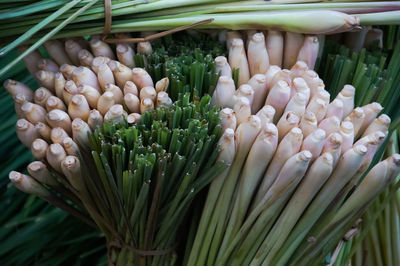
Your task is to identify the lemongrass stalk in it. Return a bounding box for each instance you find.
[91,56,110,74]
[248,74,268,113]
[322,132,343,168]
[155,77,169,93]
[3,79,33,101]
[271,144,368,266]
[60,64,76,80]
[235,84,254,107]
[188,127,235,266]
[358,102,383,138]
[364,28,383,49]
[31,138,48,160]
[97,63,115,91]
[293,79,310,105]
[137,41,153,55]
[50,127,69,144]
[72,66,100,91]
[226,31,242,50]
[233,96,251,126]
[326,98,344,120]
[17,46,41,77]
[336,84,355,118]
[9,171,50,197]
[340,121,355,155]
[35,122,52,143]
[54,72,66,99]
[14,93,27,118]
[90,39,115,59]
[303,70,324,99]
[68,94,90,121]
[284,32,304,69]
[290,61,309,79]
[229,38,250,86]
[211,76,236,108]
[116,44,135,68]
[214,56,232,77]
[301,128,326,161]
[132,68,154,90]
[65,39,83,65]
[362,114,391,138]
[124,80,139,96]
[253,127,303,207]
[277,111,300,142]
[265,65,281,90]
[38,58,59,73]
[219,108,237,132]
[265,30,283,67]
[46,109,72,135]
[270,69,292,89]
[284,92,307,117]
[297,35,319,69]
[156,91,172,108]
[246,30,257,48]
[319,116,341,136]
[300,110,317,138]
[34,87,53,107]
[43,40,72,65]
[126,113,141,124]
[108,60,133,88]
[63,80,79,104]
[124,93,140,113]
[79,85,100,109]
[104,105,127,123]
[140,98,154,113]
[21,102,47,124]
[104,83,124,105]
[256,105,276,129]
[306,98,327,123]
[258,152,334,266]
[61,155,86,192]
[62,137,81,156]
[36,70,55,91]
[46,96,66,112]
[344,107,365,138]
[87,109,103,131]
[97,91,115,115]
[28,161,58,187]
[46,143,67,173]
[344,26,371,53]
[248,32,269,76]
[265,80,291,123]
[139,86,157,102]
[78,49,94,67]
[71,118,91,150]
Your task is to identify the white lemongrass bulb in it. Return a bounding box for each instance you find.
[234,97,251,126]
[220,108,237,132]
[270,69,291,90]
[297,35,319,69]
[155,78,169,93]
[21,102,47,124]
[277,111,300,142]
[50,127,69,144]
[211,76,236,108]
[265,80,291,122]
[325,98,344,120]
[36,70,55,91]
[46,96,67,112]
[303,70,323,98]
[246,30,257,48]
[256,105,276,128]
[339,121,354,155]
[140,98,154,113]
[306,98,327,122]
[217,127,235,165]
[104,104,127,124]
[226,31,242,50]
[290,61,309,79]
[97,91,115,115]
[299,111,317,138]
[60,64,76,80]
[91,56,111,74]
[283,32,304,69]
[139,86,157,102]
[4,79,33,101]
[358,102,383,137]
[127,113,141,124]
[105,84,124,104]
[69,94,90,121]
[156,91,173,108]
[63,80,79,105]
[336,85,355,117]
[90,39,115,59]
[116,44,135,68]
[54,72,66,100]
[137,41,153,55]
[28,161,58,187]
[35,122,52,142]
[72,118,92,150]
[31,139,48,160]
[108,60,133,88]
[72,66,100,91]
[292,77,310,103]
[235,84,254,106]
[266,30,284,67]
[318,116,341,137]
[344,107,365,137]
[65,39,82,65]
[46,109,72,135]
[284,92,307,117]
[34,87,53,107]
[132,68,154,90]
[229,38,250,86]
[215,56,232,77]
[301,128,326,161]
[265,65,281,90]
[14,93,27,118]
[248,32,269,76]
[61,156,85,192]
[124,81,139,96]
[322,133,343,167]
[87,109,103,131]
[38,59,59,72]
[62,137,80,156]
[78,49,94,67]
[124,93,140,113]
[79,85,101,109]
[18,46,41,77]
[97,63,115,90]
[9,171,50,197]
[46,143,66,173]
[43,40,72,65]
[362,114,390,138]
[248,74,268,113]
